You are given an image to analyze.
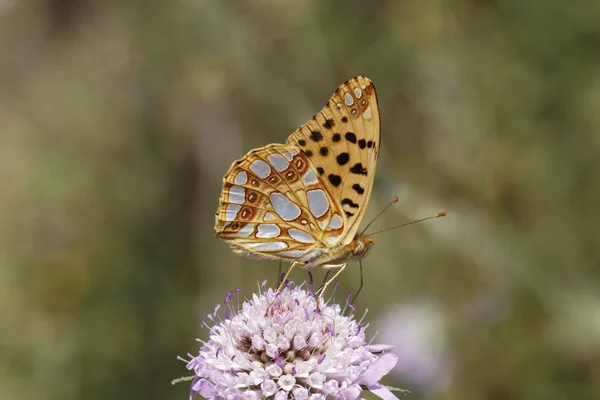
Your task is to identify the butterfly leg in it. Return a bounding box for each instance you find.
[316,263,347,311]
[276,261,300,292]
[319,270,332,293]
[277,261,283,286]
[266,261,300,315]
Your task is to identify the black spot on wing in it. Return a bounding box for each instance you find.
[352,184,365,194]
[350,163,367,175]
[304,150,313,157]
[328,174,342,187]
[344,211,355,217]
[345,132,357,144]
[317,167,324,175]
[358,139,367,149]
[336,152,350,166]
[298,139,307,146]
[310,130,323,142]
[367,140,373,148]
[341,198,359,208]
[341,116,348,123]
[332,133,341,142]
[323,118,335,129]
[319,147,329,156]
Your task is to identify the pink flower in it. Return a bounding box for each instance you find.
[180,284,399,399]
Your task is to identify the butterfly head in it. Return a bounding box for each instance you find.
[348,235,375,260]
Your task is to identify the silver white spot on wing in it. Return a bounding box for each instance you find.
[363,105,372,119]
[225,204,241,221]
[264,213,275,221]
[326,235,341,246]
[361,84,366,89]
[237,223,255,237]
[302,170,318,185]
[354,87,363,99]
[249,159,271,178]
[288,228,315,244]
[256,224,281,238]
[322,262,346,270]
[283,150,298,161]
[228,185,245,204]
[328,214,343,230]
[270,192,301,221]
[267,154,289,172]
[249,241,288,251]
[318,220,327,229]
[234,171,248,185]
[277,249,311,259]
[307,189,329,218]
[344,92,354,106]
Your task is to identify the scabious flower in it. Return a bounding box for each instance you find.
[179,282,400,399]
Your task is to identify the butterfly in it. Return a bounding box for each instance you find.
[215,76,380,297]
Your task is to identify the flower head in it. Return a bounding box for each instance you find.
[180,283,399,399]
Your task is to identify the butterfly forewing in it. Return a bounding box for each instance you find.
[215,76,380,263]
[286,76,380,244]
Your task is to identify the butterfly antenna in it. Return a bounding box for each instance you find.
[366,211,447,236]
[359,196,399,236]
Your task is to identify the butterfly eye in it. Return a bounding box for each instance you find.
[360,99,368,108]
[294,158,305,170]
[230,223,241,231]
[250,179,260,187]
[268,176,279,184]
[350,108,358,116]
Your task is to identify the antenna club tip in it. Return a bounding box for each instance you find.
[392,196,399,203]
[437,211,447,217]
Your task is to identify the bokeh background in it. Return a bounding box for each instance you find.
[2,0,600,399]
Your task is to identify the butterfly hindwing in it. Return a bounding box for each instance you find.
[215,144,346,261]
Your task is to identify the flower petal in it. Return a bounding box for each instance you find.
[192,379,215,398]
[365,344,395,353]
[278,374,296,391]
[366,383,399,400]
[335,384,362,399]
[361,353,399,385]
[261,379,278,396]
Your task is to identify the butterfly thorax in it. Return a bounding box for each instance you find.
[302,235,375,269]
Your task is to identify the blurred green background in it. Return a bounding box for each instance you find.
[1,0,599,399]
